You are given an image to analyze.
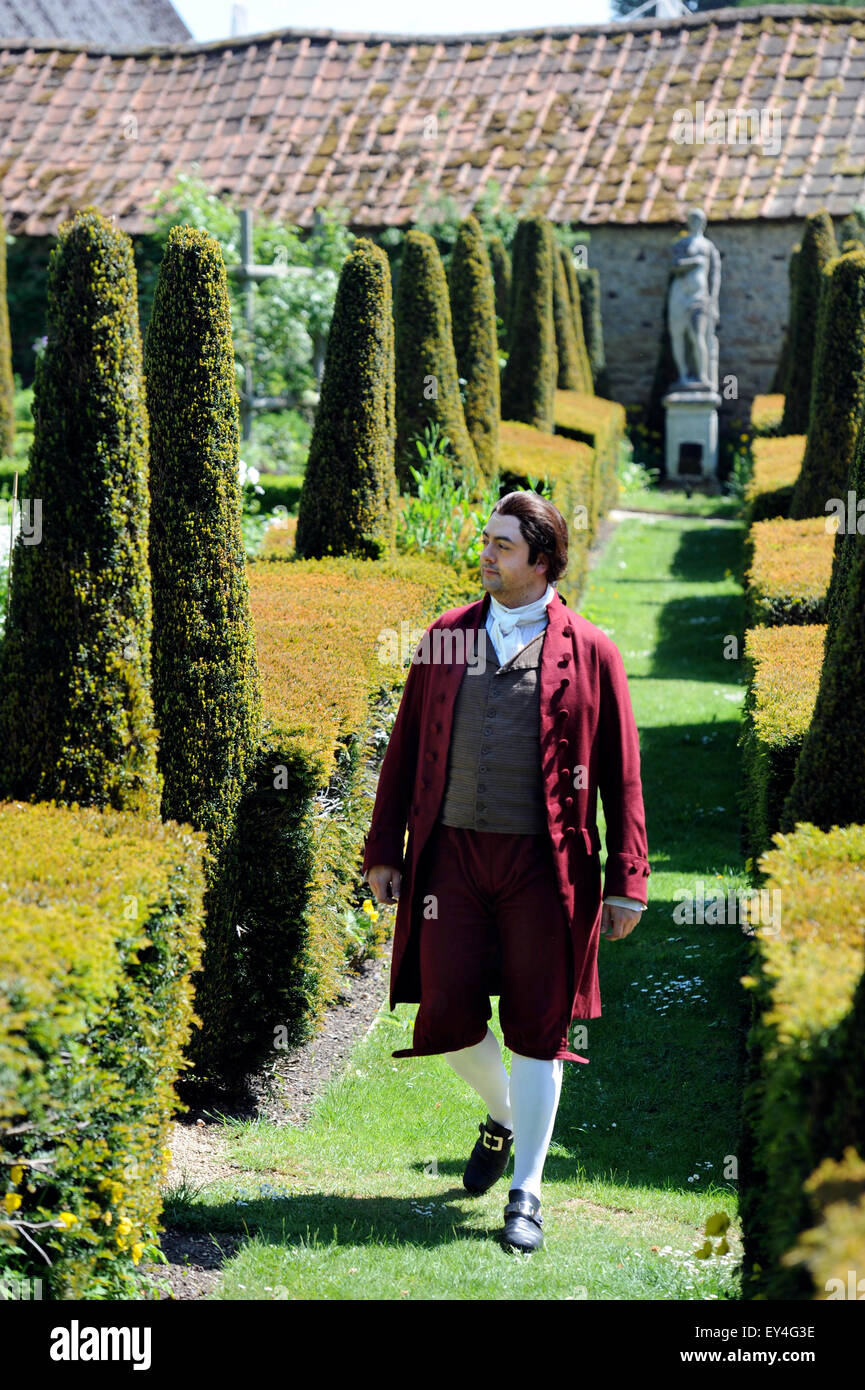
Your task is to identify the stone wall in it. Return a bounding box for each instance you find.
[584,218,805,429]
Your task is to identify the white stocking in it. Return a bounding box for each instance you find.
[443,1026,513,1130]
[508,1052,564,1202]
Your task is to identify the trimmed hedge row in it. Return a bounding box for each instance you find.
[744,435,806,525]
[190,553,479,1086]
[740,821,865,1299]
[739,624,824,864]
[749,394,785,438]
[553,388,624,519]
[0,801,208,1299]
[744,516,834,626]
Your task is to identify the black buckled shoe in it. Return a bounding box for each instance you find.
[502,1187,544,1253]
[462,1113,514,1194]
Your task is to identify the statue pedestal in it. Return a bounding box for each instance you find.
[662,388,721,479]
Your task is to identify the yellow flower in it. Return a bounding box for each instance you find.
[10,1165,24,1185]
[361,900,374,916]
[116,1219,133,1237]
[3,1192,22,1212]
[57,1211,78,1228]
[103,1210,113,1225]
[131,1243,144,1265]
[115,1235,128,1249]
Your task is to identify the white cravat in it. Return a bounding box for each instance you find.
[484,583,645,916]
[486,581,556,666]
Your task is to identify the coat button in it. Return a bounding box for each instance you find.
[563,626,573,636]
[559,768,570,780]
[563,826,575,838]
[560,677,570,688]
[558,657,570,667]
[437,693,446,703]
[555,709,567,720]
[425,752,434,762]
[557,739,568,750]
[565,796,574,807]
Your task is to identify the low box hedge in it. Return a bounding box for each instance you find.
[739,624,825,863]
[553,388,625,520]
[744,435,806,525]
[744,516,835,626]
[0,800,208,1299]
[740,821,865,1299]
[750,393,785,438]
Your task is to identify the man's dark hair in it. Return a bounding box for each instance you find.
[489,491,569,582]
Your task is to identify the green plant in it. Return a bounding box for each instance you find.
[617,436,660,494]
[396,422,500,569]
[724,445,754,503]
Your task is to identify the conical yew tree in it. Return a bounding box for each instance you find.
[0,206,161,816]
[296,237,398,557]
[780,210,838,435]
[394,228,478,488]
[789,249,865,519]
[500,215,557,432]
[449,214,500,479]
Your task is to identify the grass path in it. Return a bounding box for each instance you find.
[161,512,751,1301]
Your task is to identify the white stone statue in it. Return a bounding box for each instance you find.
[668,208,720,391]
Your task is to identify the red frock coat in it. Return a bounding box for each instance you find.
[361,586,651,1037]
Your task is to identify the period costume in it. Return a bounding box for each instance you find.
[362,579,650,1250]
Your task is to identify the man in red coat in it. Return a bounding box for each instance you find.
[363,491,650,1252]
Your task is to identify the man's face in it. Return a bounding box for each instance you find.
[480,512,548,602]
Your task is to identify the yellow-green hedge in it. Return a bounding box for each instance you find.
[0,801,207,1299]
[739,624,825,863]
[781,1147,865,1299]
[750,393,785,438]
[553,388,625,519]
[744,435,806,525]
[744,516,835,626]
[740,821,865,1299]
[214,554,479,1076]
[496,418,596,604]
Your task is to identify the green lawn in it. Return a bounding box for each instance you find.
[159,512,751,1300]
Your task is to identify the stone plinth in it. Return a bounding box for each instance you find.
[662,388,721,478]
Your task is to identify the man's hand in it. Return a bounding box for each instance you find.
[365,865,402,905]
[600,902,641,940]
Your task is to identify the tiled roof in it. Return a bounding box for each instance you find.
[2,5,865,236]
[0,0,190,45]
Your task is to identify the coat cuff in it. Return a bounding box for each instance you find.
[361,827,406,878]
[603,853,650,903]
